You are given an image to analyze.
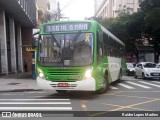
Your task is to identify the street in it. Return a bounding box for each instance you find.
[0,76,160,119]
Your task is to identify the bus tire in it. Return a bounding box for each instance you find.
[96,71,109,94]
[117,69,122,83]
[56,90,68,94]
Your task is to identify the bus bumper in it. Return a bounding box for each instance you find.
[37,77,96,91]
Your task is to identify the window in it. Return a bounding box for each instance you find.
[103,32,109,46]
[127,8,134,14]
[127,0,134,3]
[97,30,103,62]
[103,32,110,56]
[113,0,115,6]
[137,8,141,12]
[138,0,143,4]
[137,64,142,68]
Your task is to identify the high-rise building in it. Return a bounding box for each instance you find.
[94,0,144,18]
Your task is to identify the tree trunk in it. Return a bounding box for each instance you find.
[154,39,159,63]
[135,51,139,63]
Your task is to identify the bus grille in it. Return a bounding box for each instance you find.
[46,68,83,81]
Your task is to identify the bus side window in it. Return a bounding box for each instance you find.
[97,30,103,62]
[103,32,110,56]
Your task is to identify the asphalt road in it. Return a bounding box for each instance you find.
[0,76,160,120]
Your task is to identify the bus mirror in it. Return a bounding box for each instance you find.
[32,40,38,47]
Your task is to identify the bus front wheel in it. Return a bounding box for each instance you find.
[96,72,109,94]
[56,90,68,94]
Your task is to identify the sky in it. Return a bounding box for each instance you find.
[50,0,94,20]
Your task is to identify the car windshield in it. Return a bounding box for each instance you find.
[143,63,156,68]
[126,63,134,68]
[38,33,93,66]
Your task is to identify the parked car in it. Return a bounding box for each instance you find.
[134,62,160,80]
[157,63,160,68]
[126,63,135,76]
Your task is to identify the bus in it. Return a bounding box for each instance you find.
[36,20,126,94]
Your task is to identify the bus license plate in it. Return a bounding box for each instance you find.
[57,83,69,87]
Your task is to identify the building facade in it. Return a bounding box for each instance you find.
[94,0,144,18]
[36,0,50,27]
[0,0,37,74]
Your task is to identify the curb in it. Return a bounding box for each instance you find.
[0,89,43,93]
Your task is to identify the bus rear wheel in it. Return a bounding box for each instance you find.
[117,70,122,83]
[96,72,109,94]
[56,90,68,94]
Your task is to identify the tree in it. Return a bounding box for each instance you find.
[95,0,160,62]
[43,10,59,23]
[140,0,160,63]
[95,14,140,61]
[126,11,145,61]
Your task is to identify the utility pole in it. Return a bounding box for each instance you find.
[57,2,61,21]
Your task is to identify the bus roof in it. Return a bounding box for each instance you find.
[42,20,125,46]
[43,20,95,25]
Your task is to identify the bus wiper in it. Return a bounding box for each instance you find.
[50,33,60,47]
[71,31,81,46]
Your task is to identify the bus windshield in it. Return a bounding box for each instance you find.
[38,33,93,66]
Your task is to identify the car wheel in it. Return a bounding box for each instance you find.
[96,71,109,94]
[134,72,137,78]
[142,73,146,80]
[117,70,122,83]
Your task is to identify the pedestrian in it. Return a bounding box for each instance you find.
[24,59,28,72]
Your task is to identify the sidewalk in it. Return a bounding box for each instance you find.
[0,72,41,92]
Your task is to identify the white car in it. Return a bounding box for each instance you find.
[157,63,160,68]
[134,62,160,80]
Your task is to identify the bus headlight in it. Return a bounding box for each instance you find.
[83,68,93,79]
[38,68,44,79]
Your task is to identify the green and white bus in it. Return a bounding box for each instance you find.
[36,20,126,94]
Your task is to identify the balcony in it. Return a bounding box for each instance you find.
[0,0,36,27]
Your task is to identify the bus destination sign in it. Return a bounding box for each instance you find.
[44,22,91,32]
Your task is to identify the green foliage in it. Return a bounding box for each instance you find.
[95,0,160,62]
[140,0,160,12]
[144,8,160,37]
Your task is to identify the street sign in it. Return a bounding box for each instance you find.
[26,47,36,51]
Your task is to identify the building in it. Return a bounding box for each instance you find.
[94,0,144,18]
[36,0,50,27]
[0,0,36,74]
[49,0,57,11]
[36,0,58,26]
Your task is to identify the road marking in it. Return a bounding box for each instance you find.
[27,92,46,93]
[0,102,71,104]
[2,94,24,95]
[0,107,72,111]
[111,94,155,100]
[151,81,160,84]
[118,83,135,89]
[126,81,151,89]
[109,86,118,89]
[138,81,160,88]
[122,76,136,81]
[0,99,70,101]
